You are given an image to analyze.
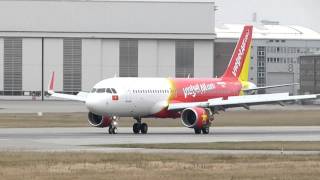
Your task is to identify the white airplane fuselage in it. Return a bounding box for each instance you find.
[85,77,243,118]
[86,77,174,118]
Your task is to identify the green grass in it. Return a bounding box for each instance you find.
[0,152,320,180]
[94,141,320,151]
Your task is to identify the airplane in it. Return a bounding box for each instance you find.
[48,25,318,134]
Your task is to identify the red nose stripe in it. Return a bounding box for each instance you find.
[112,95,119,101]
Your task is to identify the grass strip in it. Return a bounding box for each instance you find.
[94,141,320,151]
[0,152,319,180]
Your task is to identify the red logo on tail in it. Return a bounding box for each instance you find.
[222,25,253,79]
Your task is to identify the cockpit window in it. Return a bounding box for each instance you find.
[111,88,117,94]
[96,88,106,93]
[106,88,112,93]
[91,88,96,93]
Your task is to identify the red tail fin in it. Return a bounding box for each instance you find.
[48,72,55,94]
[222,25,253,79]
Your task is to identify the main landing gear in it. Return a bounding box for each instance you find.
[194,126,210,134]
[108,116,119,134]
[132,117,148,134]
[194,110,213,134]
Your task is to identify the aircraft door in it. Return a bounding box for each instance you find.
[124,89,136,116]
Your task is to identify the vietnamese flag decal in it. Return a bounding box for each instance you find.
[112,95,119,101]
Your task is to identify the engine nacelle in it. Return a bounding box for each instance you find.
[181,107,210,129]
[88,112,112,128]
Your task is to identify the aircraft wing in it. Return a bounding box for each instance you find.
[48,72,88,102]
[49,92,88,102]
[243,83,299,92]
[167,93,318,111]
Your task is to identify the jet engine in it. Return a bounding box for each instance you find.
[181,107,210,129]
[88,112,112,128]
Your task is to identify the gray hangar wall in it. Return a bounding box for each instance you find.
[0,0,216,98]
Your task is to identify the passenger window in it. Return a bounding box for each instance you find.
[111,88,117,94]
[97,88,106,93]
[106,88,112,93]
[91,88,96,93]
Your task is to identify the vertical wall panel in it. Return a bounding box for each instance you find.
[4,38,22,94]
[0,38,3,91]
[63,38,82,93]
[44,38,63,92]
[22,38,42,91]
[214,42,236,77]
[102,39,119,78]
[119,40,138,77]
[175,40,194,78]
[157,40,175,77]
[138,40,157,77]
[194,40,213,78]
[82,39,102,91]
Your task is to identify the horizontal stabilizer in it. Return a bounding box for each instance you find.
[48,72,88,102]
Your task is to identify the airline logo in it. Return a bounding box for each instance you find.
[232,29,250,77]
[182,83,215,98]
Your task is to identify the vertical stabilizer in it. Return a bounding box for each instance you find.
[239,41,252,81]
[222,25,253,79]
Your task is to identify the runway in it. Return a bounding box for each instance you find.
[1,100,320,113]
[0,126,319,154]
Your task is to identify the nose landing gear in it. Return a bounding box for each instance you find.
[133,117,148,134]
[108,116,119,134]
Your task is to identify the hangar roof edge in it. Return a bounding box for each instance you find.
[0,0,214,3]
[216,24,320,40]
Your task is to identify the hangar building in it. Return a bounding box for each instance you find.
[1,0,320,100]
[0,0,216,99]
[215,24,320,94]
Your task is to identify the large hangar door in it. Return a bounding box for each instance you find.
[63,38,82,94]
[266,72,294,94]
[214,42,236,77]
[3,38,22,95]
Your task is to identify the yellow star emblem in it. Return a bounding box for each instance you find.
[201,113,208,122]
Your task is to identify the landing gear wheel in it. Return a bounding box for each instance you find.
[108,126,112,134]
[108,126,118,134]
[133,123,141,134]
[140,123,148,134]
[113,127,118,134]
[194,128,201,134]
[202,126,210,134]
